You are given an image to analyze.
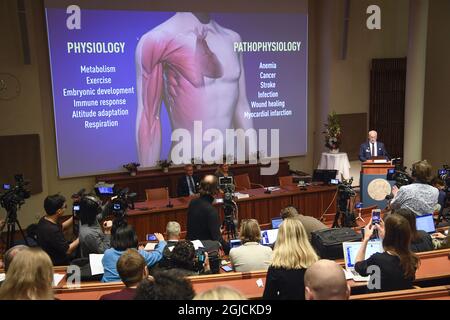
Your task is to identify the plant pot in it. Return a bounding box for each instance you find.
[329,148,340,154]
[163,167,169,173]
[130,170,137,176]
[196,164,202,170]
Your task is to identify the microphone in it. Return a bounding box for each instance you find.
[165,187,173,207]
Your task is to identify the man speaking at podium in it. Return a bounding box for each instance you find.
[359,130,390,162]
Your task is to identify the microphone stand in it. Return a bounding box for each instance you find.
[165,187,173,208]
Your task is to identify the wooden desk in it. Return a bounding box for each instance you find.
[126,185,337,241]
[54,249,450,300]
[96,160,290,201]
[350,285,450,300]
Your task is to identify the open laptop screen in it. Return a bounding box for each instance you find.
[343,241,383,268]
[416,214,435,233]
[271,217,283,229]
[230,239,242,249]
[260,229,279,246]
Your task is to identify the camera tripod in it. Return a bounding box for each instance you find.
[0,206,29,251]
[222,206,237,241]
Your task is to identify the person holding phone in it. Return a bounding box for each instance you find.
[354,214,420,293]
[102,220,166,282]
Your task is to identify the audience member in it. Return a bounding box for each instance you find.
[229,219,272,272]
[165,221,181,248]
[134,269,195,300]
[263,218,319,300]
[194,286,247,300]
[280,205,328,241]
[304,259,350,300]
[390,160,439,216]
[355,215,420,293]
[78,195,111,257]
[394,208,433,252]
[166,240,211,275]
[177,164,200,197]
[102,219,166,282]
[432,177,448,219]
[100,249,148,300]
[36,194,79,265]
[0,248,54,300]
[186,175,229,253]
[2,245,29,274]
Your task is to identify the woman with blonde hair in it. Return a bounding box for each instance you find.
[229,219,272,272]
[194,286,247,300]
[263,218,318,300]
[0,247,54,300]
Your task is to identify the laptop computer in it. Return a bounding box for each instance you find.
[229,239,242,249]
[271,217,283,229]
[342,241,384,282]
[260,229,278,246]
[416,214,436,234]
[312,169,338,184]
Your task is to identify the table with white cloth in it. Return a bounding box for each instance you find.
[318,152,351,180]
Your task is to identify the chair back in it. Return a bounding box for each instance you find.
[279,176,294,187]
[234,174,251,190]
[145,187,169,201]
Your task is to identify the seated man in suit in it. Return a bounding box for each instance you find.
[359,130,389,162]
[176,164,200,197]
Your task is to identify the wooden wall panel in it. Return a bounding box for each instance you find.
[0,134,42,194]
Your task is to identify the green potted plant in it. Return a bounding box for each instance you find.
[123,162,140,176]
[323,111,341,153]
[157,159,173,173]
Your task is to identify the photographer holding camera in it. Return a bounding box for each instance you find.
[163,240,211,275]
[186,175,230,254]
[78,194,112,257]
[390,160,439,216]
[36,194,79,266]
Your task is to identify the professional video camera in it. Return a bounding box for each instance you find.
[333,177,357,228]
[387,159,414,189]
[104,187,137,218]
[0,174,31,249]
[218,176,238,240]
[438,165,450,191]
[0,174,31,212]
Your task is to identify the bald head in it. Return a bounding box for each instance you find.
[199,175,218,196]
[304,259,350,300]
[368,131,378,143]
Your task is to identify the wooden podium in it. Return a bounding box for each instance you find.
[360,160,395,209]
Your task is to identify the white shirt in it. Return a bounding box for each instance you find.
[370,142,378,157]
[229,242,273,272]
[185,176,196,195]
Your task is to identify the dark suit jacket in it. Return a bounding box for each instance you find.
[186,194,230,254]
[359,141,389,162]
[176,175,200,197]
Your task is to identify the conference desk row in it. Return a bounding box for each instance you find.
[53,249,450,300]
[126,185,337,241]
